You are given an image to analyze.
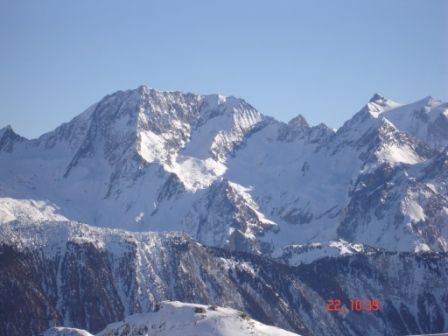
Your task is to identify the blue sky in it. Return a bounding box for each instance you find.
[1,0,447,138]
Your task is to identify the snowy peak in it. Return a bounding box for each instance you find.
[368,93,386,103]
[365,94,400,118]
[378,96,448,149]
[59,86,264,189]
[64,86,260,161]
[334,94,446,155]
[357,116,430,167]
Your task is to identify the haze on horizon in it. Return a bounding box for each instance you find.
[0,0,447,139]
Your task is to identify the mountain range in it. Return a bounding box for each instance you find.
[0,86,447,336]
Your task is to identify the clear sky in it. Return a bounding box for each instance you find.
[1,0,447,138]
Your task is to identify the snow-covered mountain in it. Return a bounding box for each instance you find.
[0,86,447,258]
[1,86,447,336]
[43,301,301,336]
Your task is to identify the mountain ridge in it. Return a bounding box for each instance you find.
[1,219,447,336]
[1,86,447,259]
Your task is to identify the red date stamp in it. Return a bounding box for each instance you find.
[326,299,380,312]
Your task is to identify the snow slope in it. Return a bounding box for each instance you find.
[43,301,301,336]
[44,327,93,336]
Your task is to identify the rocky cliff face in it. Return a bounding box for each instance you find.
[0,221,447,336]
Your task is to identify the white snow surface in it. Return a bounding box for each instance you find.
[273,239,379,265]
[44,327,94,336]
[44,301,301,336]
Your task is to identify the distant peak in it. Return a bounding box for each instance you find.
[0,125,15,137]
[136,85,192,98]
[418,95,440,107]
[288,114,309,129]
[138,84,159,93]
[369,93,386,103]
[364,93,401,118]
[0,125,25,152]
[137,84,149,92]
